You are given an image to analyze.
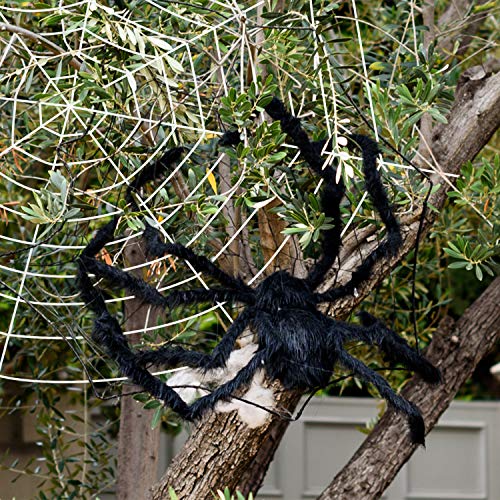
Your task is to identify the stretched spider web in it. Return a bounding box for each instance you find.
[0,1,453,399]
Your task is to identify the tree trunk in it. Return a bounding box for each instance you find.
[117,238,161,500]
[319,276,500,499]
[150,64,500,499]
[150,386,301,499]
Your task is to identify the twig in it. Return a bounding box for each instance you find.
[0,23,82,71]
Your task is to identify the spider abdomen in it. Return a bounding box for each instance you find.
[256,310,334,390]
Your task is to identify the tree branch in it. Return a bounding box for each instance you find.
[437,0,492,56]
[319,276,500,499]
[0,23,83,71]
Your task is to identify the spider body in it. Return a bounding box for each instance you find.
[78,97,440,445]
[257,309,333,390]
[252,271,332,389]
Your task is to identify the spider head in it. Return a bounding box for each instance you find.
[255,271,316,313]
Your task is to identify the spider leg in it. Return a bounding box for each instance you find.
[123,146,252,295]
[187,350,265,420]
[331,334,426,444]
[82,255,253,306]
[93,312,192,418]
[136,307,254,371]
[351,311,441,383]
[304,140,345,289]
[263,98,346,289]
[143,225,253,294]
[79,220,254,307]
[80,217,119,260]
[126,147,185,209]
[77,217,119,312]
[315,134,402,303]
[78,260,193,419]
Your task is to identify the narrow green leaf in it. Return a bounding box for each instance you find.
[475,265,483,281]
[151,406,163,429]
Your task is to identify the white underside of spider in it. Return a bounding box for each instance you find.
[168,340,275,428]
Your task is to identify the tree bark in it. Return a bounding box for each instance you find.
[319,276,500,499]
[150,62,500,500]
[117,238,161,500]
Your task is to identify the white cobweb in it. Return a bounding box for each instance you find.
[0,0,454,391]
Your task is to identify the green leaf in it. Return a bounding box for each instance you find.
[443,248,463,259]
[448,261,468,269]
[268,151,287,162]
[165,55,183,74]
[143,399,162,409]
[151,406,163,429]
[282,227,307,235]
[79,71,95,81]
[397,84,413,102]
[133,393,150,403]
[475,265,483,281]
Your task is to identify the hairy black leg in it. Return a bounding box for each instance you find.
[93,312,193,419]
[187,350,265,420]
[263,99,345,289]
[124,146,252,295]
[126,147,185,208]
[265,98,331,175]
[305,140,345,289]
[79,220,254,307]
[80,217,119,260]
[223,99,349,290]
[316,134,402,303]
[135,346,208,369]
[202,307,255,370]
[77,259,108,316]
[78,254,193,419]
[136,307,254,370]
[167,289,254,307]
[332,336,426,444]
[77,218,119,314]
[353,312,441,383]
[143,225,253,294]
[81,255,253,307]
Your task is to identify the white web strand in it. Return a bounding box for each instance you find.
[0,1,468,388]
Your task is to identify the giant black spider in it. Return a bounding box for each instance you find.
[78,97,440,445]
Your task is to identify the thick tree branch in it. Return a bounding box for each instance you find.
[151,67,500,499]
[319,276,500,499]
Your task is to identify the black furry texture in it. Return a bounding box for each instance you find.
[126,147,185,209]
[78,98,440,445]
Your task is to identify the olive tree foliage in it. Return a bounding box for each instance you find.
[0,0,498,498]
